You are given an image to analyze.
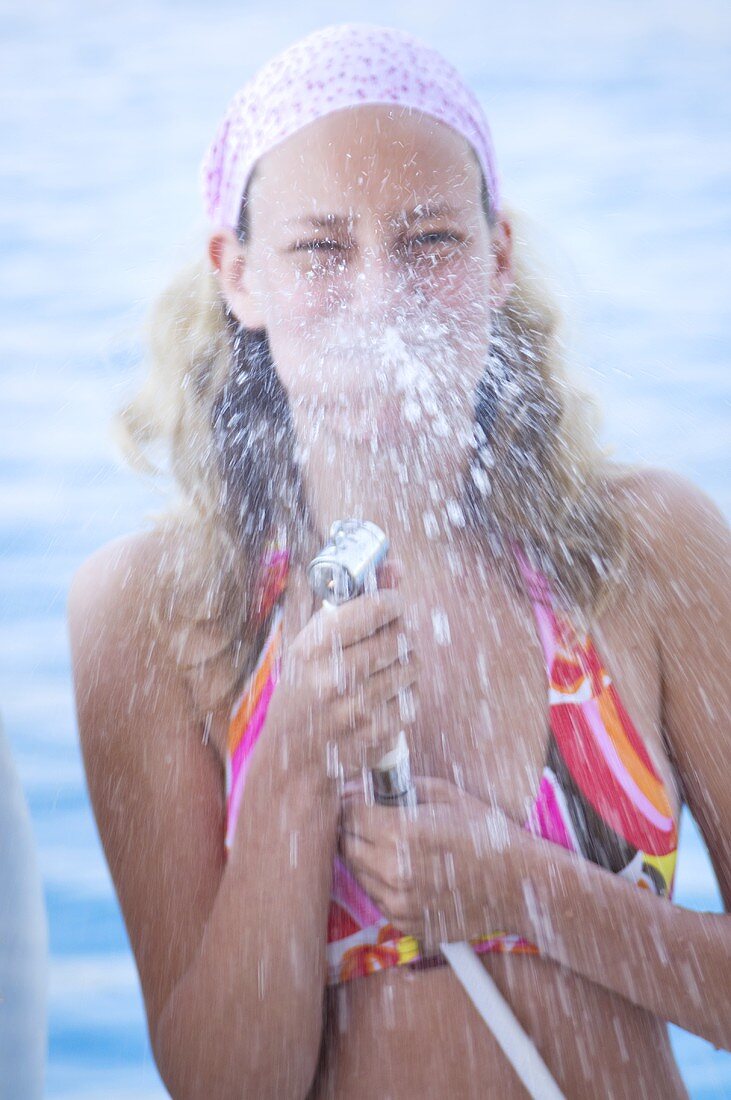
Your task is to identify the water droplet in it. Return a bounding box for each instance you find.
[403,396,421,423]
[382,983,397,1030]
[422,510,440,539]
[398,686,416,723]
[326,739,340,778]
[470,463,492,495]
[446,497,466,528]
[432,607,451,646]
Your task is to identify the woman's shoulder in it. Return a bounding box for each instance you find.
[603,459,720,504]
[67,513,240,633]
[68,531,230,1039]
[69,520,260,743]
[603,461,728,571]
[602,464,725,638]
[67,524,184,643]
[67,527,203,779]
[67,525,194,708]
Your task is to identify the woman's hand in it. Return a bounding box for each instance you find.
[263,559,420,778]
[340,775,523,952]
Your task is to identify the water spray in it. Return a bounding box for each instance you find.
[308,518,566,1100]
[308,519,417,805]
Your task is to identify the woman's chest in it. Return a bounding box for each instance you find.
[390,567,679,827]
[208,557,680,826]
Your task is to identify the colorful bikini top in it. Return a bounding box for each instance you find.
[224,537,679,985]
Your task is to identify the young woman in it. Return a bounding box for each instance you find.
[68,22,730,1100]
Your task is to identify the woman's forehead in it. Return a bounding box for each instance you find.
[250,104,481,217]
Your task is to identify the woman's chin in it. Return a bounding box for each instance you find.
[328,398,406,447]
[325,404,462,457]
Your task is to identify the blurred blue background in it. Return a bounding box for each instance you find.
[0,1,729,1095]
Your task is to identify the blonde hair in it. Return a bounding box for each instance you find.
[114,185,633,716]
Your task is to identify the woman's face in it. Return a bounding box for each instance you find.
[212,103,513,445]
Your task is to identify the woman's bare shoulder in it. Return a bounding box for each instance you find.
[67,518,227,656]
[68,522,193,626]
[67,527,230,1038]
[602,462,730,683]
[603,461,728,570]
[67,526,193,734]
[68,521,255,757]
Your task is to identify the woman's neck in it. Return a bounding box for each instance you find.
[297,427,488,580]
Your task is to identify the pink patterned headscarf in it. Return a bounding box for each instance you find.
[200,22,502,232]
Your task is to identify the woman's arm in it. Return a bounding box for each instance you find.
[505,469,731,1050]
[68,531,339,1100]
[339,469,730,1046]
[342,771,730,1049]
[505,816,730,1049]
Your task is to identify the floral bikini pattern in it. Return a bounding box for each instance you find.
[224,538,679,984]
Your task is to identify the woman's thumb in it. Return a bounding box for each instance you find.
[375,554,403,590]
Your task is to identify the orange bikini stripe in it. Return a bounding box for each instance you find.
[226,620,282,756]
[552,615,674,820]
[596,689,675,819]
[225,538,681,985]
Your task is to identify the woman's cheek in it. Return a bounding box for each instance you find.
[263,252,491,368]
[435,252,493,318]
[268,251,488,321]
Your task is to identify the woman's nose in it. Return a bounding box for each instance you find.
[349,242,401,314]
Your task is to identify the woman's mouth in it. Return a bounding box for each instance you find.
[318,391,405,444]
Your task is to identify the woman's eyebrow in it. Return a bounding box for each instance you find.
[283,201,463,229]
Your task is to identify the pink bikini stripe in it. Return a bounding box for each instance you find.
[582,696,675,832]
[526,773,581,853]
[229,671,277,795]
[225,671,278,849]
[223,539,679,983]
[530,601,559,670]
[331,856,384,928]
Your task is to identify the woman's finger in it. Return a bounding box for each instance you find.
[340,833,388,884]
[374,555,403,590]
[360,654,419,712]
[335,666,419,738]
[340,803,376,845]
[334,589,405,649]
[339,848,415,926]
[413,776,465,804]
[343,861,392,912]
[345,622,417,680]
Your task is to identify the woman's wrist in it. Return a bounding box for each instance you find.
[483,813,539,940]
[452,805,534,941]
[248,720,342,816]
[495,821,621,959]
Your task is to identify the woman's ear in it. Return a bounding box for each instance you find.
[489,214,515,311]
[208,229,268,330]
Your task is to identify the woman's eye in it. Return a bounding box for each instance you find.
[294,239,343,252]
[290,232,463,260]
[409,232,461,247]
